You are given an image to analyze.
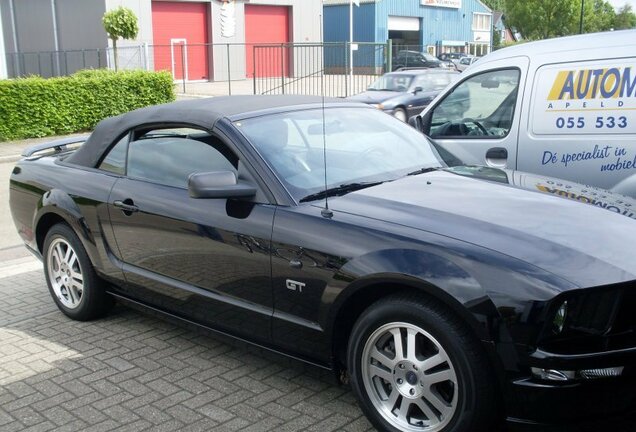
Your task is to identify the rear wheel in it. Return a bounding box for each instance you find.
[347,295,495,432]
[43,223,114,321]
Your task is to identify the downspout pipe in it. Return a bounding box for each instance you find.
[50,0,61,75]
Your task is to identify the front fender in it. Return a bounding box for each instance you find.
[325,248,499,342]
[324,241,575,371]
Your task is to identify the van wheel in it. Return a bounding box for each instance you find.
[43,223,114,321]
[347,295,495,432]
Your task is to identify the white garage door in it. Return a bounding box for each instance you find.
[388,16,421,31]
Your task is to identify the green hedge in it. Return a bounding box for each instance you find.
[0,69,175,141]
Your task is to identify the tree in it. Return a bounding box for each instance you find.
[492,28,502,49]
[481,0,505,11]
[102,7,139,71]
[502,0,616,40]
[614,4,636,29]
[503,0,578,39]
[581,0,615,33]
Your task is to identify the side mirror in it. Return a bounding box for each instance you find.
[413,86,423,94]
[408,115,422,131]
[188,171,256,199]
[420,111,433,135]
[408,111,432,134]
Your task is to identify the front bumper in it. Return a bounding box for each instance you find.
[505,346,636,427]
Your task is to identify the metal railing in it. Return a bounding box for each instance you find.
[253,42,388,97]
[3,41,390,98]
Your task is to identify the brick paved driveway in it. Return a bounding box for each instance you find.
[0,266,374,432]
[2,262,635,432]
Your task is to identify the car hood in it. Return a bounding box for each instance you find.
[329,168,636,288]
[347,91,402,104]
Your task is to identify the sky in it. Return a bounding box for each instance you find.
[607,0,636,10]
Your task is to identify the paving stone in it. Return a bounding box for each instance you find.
[2,267,633,432]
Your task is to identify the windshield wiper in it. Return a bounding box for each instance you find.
[406,167,441,176]
[299,181,385,203]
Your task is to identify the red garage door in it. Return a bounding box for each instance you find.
[152,1,209,81]
[245,5,290,78]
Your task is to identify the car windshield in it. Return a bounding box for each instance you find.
[368,74,414,91]
[413,73,453,91]
[234,107,444,202]
[422,53,438,62]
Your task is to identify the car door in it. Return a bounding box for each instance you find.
[422,57,529,169]
[269,206,352,363]
[106,126,275,342]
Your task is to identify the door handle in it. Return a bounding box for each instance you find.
[289,259,303,269]
[113,199,139,215]
[486,147,508,160]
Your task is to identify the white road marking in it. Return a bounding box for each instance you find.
[0,256,42,278]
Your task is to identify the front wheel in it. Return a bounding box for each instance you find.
[347,295,496,432]
[43,223,114,321]
[393,108,407,122]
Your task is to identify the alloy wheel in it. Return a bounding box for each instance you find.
[361,322,459,431]
[47,237,84,309]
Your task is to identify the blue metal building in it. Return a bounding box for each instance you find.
[323,0,493,57]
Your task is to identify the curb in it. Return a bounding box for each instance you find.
[176,93,215,99]
[0,154,21,164]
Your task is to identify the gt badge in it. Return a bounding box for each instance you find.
[286,279,306,293]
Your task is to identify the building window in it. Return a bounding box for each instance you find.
[472,13,492,31]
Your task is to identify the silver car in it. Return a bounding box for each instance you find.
[455,56,479,72]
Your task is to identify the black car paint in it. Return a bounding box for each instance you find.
[9,101,636,427]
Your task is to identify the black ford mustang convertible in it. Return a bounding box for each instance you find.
[9,96,636,432]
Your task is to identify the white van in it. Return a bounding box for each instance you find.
[413,30,636,198]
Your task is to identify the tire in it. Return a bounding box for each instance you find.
[347,295,496,432]
[43,223,114,321]
[393,108,407,122]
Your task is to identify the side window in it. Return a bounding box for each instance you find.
[429,68,520,139]
[127,128,237,189]
[98,135,129,175]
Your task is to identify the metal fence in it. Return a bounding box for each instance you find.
[391,43,491,58]
[3,41,390,98]
[253,42,388,97]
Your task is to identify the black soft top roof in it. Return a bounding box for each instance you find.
[67,95,348,167]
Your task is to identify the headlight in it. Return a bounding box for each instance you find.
[552,300,568,334]
[539,288,622,351]
[374,103,384,110]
